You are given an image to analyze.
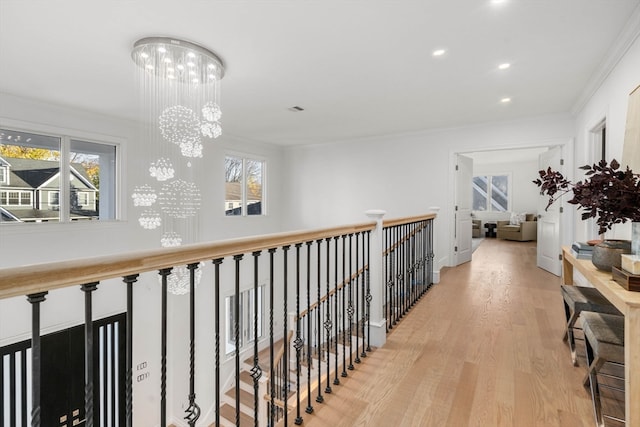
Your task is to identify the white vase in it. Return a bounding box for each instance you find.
[633,222,640,255]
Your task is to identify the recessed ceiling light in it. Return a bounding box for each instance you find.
[498,63,511,70]
[432,49,446,57]
[491,0,507,4]
[500,97,512,103]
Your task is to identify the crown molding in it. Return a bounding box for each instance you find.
[571,4,640,115]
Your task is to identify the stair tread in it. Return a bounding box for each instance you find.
[220,403,254,426]
[226,386,255,408]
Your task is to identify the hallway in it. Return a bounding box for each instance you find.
[303,238,596,427]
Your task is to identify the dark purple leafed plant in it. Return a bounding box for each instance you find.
[534,159,640,235]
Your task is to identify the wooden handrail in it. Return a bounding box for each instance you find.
[296,266,368,320]
[382,221,429,257]
[0,214,435,300]
[382,213,436,228]
[0,221,376,300]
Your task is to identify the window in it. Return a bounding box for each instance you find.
[472,174,510,212]
[0,128,118,223]
[49,192,60,206]
[225,285,265,354]
[0,190,32,206]
[225,155,265,216]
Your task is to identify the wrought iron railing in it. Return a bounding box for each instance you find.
[0,213,434,427]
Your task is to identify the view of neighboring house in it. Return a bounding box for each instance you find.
[0,155,98,222]
[225,181,263,216]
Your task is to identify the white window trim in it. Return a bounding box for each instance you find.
[48,191,60,206]
[0,166,7,184]
[0,119,125,225]
[473,172,512,212]
[224,152,267,217]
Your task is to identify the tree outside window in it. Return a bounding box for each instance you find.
[225,155,264,216]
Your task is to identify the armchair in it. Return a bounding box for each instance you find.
[472,219,481,238]
[496,214,537,241]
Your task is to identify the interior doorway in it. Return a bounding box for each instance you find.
[451,141,573,275]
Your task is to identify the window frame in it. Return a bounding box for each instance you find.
[224,153,266,217]
[0,190,32,206]
[0,122,123,225]
[472,172,512,212]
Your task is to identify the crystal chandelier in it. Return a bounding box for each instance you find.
[131,37,223,295]
[131,37,224,145]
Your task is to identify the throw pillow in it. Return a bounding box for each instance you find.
[510,212,519,225]
[510,212,526,225]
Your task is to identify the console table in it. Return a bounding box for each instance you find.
[562,246,640,425]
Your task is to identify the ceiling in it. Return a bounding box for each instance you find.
[1,0,639,146]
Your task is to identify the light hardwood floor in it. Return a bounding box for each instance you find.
[303,238,598,427]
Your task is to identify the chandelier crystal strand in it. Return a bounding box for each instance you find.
[132,37,225,294]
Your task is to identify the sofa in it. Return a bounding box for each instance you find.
[472,219,481,238]
[496,214,537,241]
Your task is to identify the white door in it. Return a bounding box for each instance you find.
[537,146,562,275]
[455,154,473,265]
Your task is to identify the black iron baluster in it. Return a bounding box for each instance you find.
[315,239,324,403]
[122,274,138,427]
[341,235,348,378]
[398,224,403,317]
[354,232,361,365]
[347,234,354,371]
[81,282,98,427]
[324,237,332,394]
[401,224,406,317]
[20,348,26,427]
[407,224,412,308]
[360,232,367,359]
[212,258,223,427]
[268,248,276,426]
[158,268,172,427]
[333,236,340,386]
[430,220,435,287]
[233,254,243,426]
[251,251,263,427]
[27,292,47,427]
[185,263,201,426]
[393,225,398,321]
[293,243,303,425]
[366,231,372,352]
[386,227,393,331]
[304,241,314,414]
[282,245,290,427]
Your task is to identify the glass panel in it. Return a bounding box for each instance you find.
[490,175,509,211]
[472,176,488,211]
[225,156,242,216]
[246,159,263,215]
[0,129,61,222]
[70,140,117,221]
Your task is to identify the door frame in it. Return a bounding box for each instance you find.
[449,138,575,267]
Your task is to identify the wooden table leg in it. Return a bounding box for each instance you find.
[626,307,640,425]
[562,255,573,286]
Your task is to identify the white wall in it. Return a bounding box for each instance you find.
[282,114,574,269]
[0,93,286,425]
[572,32,640,243]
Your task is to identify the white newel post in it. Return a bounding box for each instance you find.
[365,209,387,348]
[258,375,269,427]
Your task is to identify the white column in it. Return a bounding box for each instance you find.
[365,209,387,348]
